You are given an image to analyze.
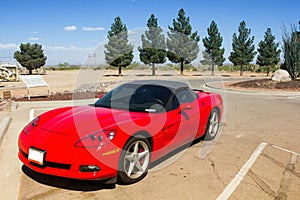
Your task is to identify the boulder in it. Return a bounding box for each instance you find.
[271,70,291,82]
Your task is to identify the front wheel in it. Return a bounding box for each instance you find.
[118,135,151,184]
[204,109,220,141]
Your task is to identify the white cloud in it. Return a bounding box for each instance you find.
[28,37,39,41]
[83,27,105,31]
[45,46,67,50]
[43,45,93,65]
[128,30,138,35]
[64,25,77,31]
[44,45,92,51]
[0,43,18,49]
[32,31,39,34]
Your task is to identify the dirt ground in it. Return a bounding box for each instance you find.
[1,69,295,101]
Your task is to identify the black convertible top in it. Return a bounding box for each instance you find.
[128,80,189,91]
[95,79,198,111]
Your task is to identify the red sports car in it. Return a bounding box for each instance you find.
[18,80,223,184]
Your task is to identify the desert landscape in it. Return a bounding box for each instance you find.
[1,68,299,102]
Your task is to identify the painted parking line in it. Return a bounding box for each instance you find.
[217,142,300,200]
[287,96,300,100]
[216,142,268,200]
[271,144,300,156]
[29,108,54,121]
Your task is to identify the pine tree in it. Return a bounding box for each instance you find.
[257,28,281,76]
[229,21,256,76]
[104,16,134,76]
[138,14,166,75]
[167,9,200,75]
[14,43,47,75]
[200,51,212,66]
[202,20,225,76]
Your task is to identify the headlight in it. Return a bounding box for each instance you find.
[23,117,40,134]
[74,130,116,148]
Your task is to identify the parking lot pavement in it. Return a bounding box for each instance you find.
[1,91,300,200]
[218,143,300,199]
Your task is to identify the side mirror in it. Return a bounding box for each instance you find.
[98,94,105,99]
[179,103,192,120]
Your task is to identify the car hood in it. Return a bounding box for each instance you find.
[39,105,142,137]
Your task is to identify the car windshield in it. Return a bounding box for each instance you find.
[95,83,173,113]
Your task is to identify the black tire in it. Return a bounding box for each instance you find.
[118,135,151,184]
[204,109,220,141]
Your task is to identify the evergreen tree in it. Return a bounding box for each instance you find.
[202,20,225,76]
[167,9,200,75]
[14,43,47,75]
[257,28,281,76]
[229,21,256,76]
[200,51,212,66]
[104,16,134,76]
[138,14,166,75]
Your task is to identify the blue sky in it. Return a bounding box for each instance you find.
[0,0,299,65]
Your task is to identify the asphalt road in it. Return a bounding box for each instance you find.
[1,90,300,200]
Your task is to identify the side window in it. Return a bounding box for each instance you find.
[176,88,196,104]
[171,95,180,110]
[171,88,196,110]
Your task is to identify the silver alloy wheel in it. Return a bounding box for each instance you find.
[123,140,150,179]
[207,111,219,138]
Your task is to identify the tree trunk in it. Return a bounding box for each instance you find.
[267,66,270,77]
[118,66,122,76]
[240,65,243,76]
[29,68,33,75]
[152,63,155,76]
[180,60,184,75]
[212,61,215,76]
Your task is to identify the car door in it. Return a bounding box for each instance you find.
[161,109,183,148]
[161,88,201,149]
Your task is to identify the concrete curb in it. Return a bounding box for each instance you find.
[0,116,12,146]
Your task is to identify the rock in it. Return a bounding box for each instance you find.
[271,70,291,82]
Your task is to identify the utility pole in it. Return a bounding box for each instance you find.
[88,53,96,67]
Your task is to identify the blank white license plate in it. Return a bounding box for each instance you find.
[28,147,46,165]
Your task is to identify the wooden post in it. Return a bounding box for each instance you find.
[27,87,30,100]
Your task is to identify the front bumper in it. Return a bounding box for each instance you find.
[18,130,120,181]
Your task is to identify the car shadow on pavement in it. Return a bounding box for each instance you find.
[21,138,204,190]
[150,138,202,169]
[21,165,116,191]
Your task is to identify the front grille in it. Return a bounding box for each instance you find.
[46,161,71,170]
[20,149,71,170]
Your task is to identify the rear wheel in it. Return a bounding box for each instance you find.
[118,135,151,184]
[204,109,220,141]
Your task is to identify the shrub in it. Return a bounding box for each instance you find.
[282,24,300,80]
